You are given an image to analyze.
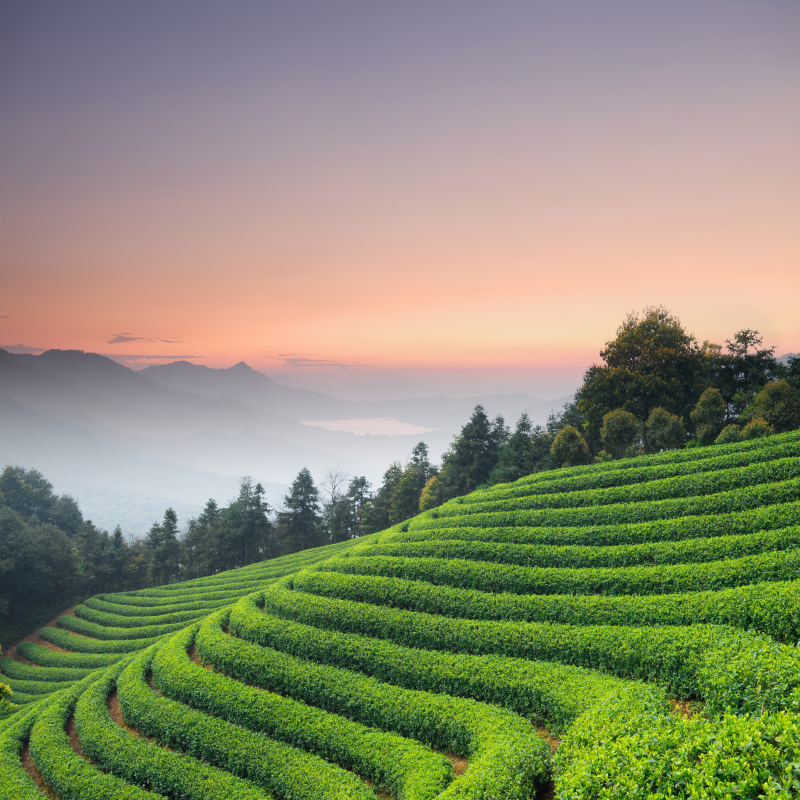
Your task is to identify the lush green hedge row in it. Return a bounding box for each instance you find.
[316,546,800,597]
[472,438,800,502]
[2,691,42,706]
[97,587,248,607]
[409,478,800,530]
[85,594,236,617]
[230,591,643,733]
[28,664,162,800]
[61,611,195,639]
[553,693,800,799]
[0,658,93,682]
[291,569,800,643]
[191,612,553,798]
[443,457,800,517]
[511,429,800,487]
[0,703,52,799]
[123,577,268,598]
[72,657,270,800]
[262,582,800,715]
[437,459,800,520]
[153,623,455,800]
[38,625,162,653]
[0,676,78,696]
[68,604,203,633]
[15,642,123,669]
[120,643,378,800]
[383,501,800,548]
[357,525,800,570]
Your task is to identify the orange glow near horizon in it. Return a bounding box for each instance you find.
[1,3,798,392]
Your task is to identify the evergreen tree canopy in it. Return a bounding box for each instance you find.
[278,468,323,552]
[438,405,508,499]
[578,307,704,451]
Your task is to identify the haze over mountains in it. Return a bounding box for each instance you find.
[0,349,570,535]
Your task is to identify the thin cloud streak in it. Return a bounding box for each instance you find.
[268,355,375,369]
[107,334,184,344]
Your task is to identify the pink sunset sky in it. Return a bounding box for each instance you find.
[2,1,798,396]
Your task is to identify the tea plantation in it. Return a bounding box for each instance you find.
[2,431,800,798]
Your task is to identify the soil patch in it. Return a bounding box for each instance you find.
[534,725,561,752]
[107,690,150,740]
[444,752,469,777]
[671,699,698,718]
[64,715,84,756]
[21,740,61,799]
[5,606,78,663]
[536,781,556,800]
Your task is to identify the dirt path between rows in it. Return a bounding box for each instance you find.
[4,606,79,664]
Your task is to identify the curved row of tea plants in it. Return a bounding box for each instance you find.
[2,430,799,798]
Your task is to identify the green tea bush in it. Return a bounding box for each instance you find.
[385,501,800,547]
[554,697,800,798]
[39,626,162,653]
[0,658,92,682]
[409,478,800,530]
[121,643,380,800]
[15,642,122,669]
[355,525,800,569]
[316,546,800,596]
[187,613,552,796]
[435,458,800,516]
[260,582,800,714]
[467,438,800,501]
[292,569,800,642]
[73,657,270,800]
[29,665,161,800]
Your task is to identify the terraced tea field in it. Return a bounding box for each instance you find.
[2,431,800,798]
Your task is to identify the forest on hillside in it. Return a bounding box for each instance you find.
[2,308,798,646]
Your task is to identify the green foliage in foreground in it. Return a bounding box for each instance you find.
[4,430,800,798]
[190,611,552,797]
[556,694,800,799]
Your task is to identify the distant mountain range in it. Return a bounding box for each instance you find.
[0,349,570,535]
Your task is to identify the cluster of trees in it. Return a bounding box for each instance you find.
[4,307,798,638]
[556,309,800,465]
[0,465,149,635]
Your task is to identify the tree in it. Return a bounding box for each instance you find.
[0,645,12,713]
[0,466,55,521]
[691,388,727,443]
[278,468,323,552]
[0,507,77,617]
[715,424,741,445]
[600,409,640,459]
[419,476,440,511]
[578,307,703,451]
[753,380,800,433]
[145,508,180,586]
[320,465,351,544]
[741,417,773,440]
[388,443,437,525]
[646,407,685,452]
[360,463,403,535]
[438,405,509,499]
[489,412,557,484]
[550,425,591,467]
[48,494,84,536]
[223,478,274,567]
[704,329,780,422]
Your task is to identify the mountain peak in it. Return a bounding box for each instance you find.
[228,361,253,371]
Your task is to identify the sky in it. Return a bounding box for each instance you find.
[2,1,798,397]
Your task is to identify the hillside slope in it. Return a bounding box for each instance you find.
[2,432,800,798]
